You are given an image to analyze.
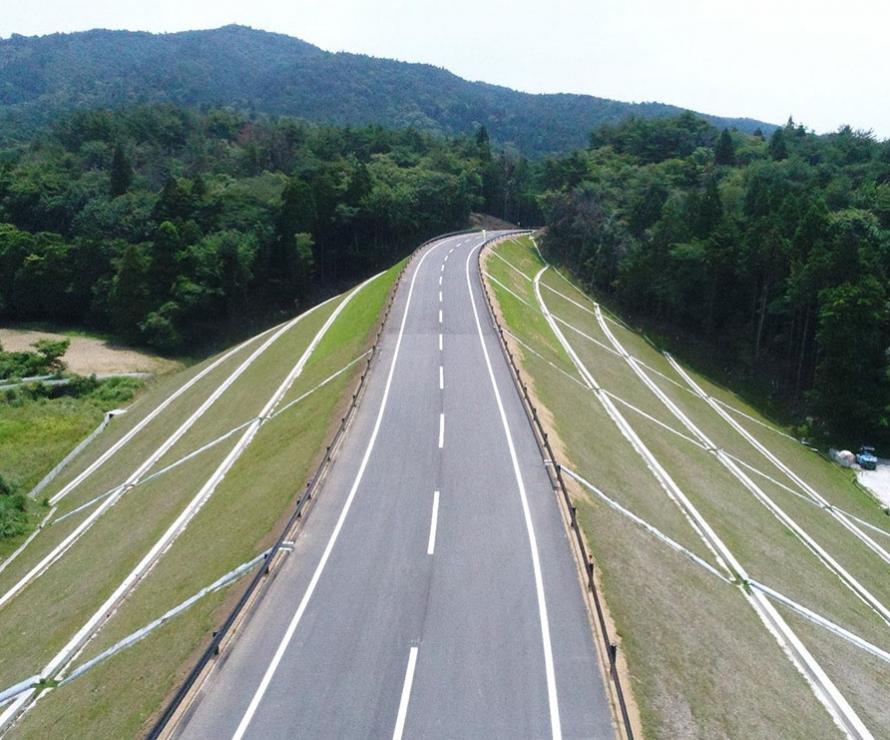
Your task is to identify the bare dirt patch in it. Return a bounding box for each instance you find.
[0,328,182,377]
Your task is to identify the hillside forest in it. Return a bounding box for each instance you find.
[0,105,887,443]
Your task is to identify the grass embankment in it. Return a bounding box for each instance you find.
[10,263,402,738]
[483,236,890,738]
[0,377,146,559]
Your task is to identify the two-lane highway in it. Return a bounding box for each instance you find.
[178,232,614,739]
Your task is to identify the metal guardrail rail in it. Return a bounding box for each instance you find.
[476,234,635,740]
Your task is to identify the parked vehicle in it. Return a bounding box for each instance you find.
[856,445,879,471]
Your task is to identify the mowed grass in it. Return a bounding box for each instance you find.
[483,235,887,736]
[10,264,401,738]
[0,335,275,602]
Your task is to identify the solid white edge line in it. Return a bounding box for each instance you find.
[427,492,440,555]
[230,240,446,740]
[466,243,562,740]
[438,413,445,448]
[392,646,419,740]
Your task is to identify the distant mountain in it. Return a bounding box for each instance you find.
[0,25,775,155]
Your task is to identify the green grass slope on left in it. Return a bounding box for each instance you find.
[10,261,403,740]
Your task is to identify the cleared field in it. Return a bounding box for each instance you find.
[2,263,402,737]
[483,235,890,738]
[0,327,182,376]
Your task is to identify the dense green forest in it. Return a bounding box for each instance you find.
[539,114,890,443]
[0,26,773,156]
[0,105,527,352]
[1,98,886,442]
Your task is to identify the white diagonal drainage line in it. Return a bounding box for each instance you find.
[749,580,890,666]
[562,465,890,668]
[562,466,731,583]
[52,351,374,527]
[0,552,271,709]
[0,294,338,613]
[490,240,890,553]
[596,304,890,626]
[530,263,871,739]
[47,323,281,508]
[0,273,381,730]
[603,390,708,450]
[489,248,534,282]
[502,329,587,389]
[665,354,890,571]
[484,271,536,309]
[60,551,271,686]
[269,350,372,419]
[712,398,798,441]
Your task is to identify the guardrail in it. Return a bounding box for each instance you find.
[476,234,635,740]
[149,228,479,738]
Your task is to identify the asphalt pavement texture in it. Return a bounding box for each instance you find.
[177,232,614,739]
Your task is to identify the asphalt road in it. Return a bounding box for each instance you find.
[177,232,614,739]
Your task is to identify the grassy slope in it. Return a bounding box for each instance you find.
[484,236,890,738]
[11,263,402,739]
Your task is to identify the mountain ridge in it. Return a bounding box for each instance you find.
[0,25,776,154]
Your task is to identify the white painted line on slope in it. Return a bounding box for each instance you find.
[47,323,279,507]
[0,295,340,613]
[490,248,534,282]
[230,238,447,740]
[427,492,440,555]
[531,264,869,738]
[467,246,562,740]
[666,353,890,570]
[439,366,444,390]
[3,275,387,737]
[438,413,445,449]
[393,646,419,740]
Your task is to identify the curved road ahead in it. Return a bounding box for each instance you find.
[177,232,614,739]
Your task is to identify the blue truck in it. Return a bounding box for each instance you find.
[857,445,879,471]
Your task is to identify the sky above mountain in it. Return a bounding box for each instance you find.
[2,0,887,138]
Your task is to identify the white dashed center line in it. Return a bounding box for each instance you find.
[392,647,419,740]
[427,491,440,555]
[438,309,442,324]
[438,413,444,448]
[439,365,444,390]
[439,291,443,303]
[438,333,443,351]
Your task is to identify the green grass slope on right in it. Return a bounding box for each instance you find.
[483,234,890,739]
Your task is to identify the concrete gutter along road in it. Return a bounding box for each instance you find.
[177,232,614,739]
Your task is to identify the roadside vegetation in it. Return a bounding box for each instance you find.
[0,338,144,557]
[1,261,401,737]
[483,235,890,738]
[537,115,890,445]
[0,105,518,357]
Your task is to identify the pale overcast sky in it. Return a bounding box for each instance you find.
[2,0,888,138]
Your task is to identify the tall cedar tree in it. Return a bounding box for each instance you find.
[714,129,736,165]
[110,143,133,196]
